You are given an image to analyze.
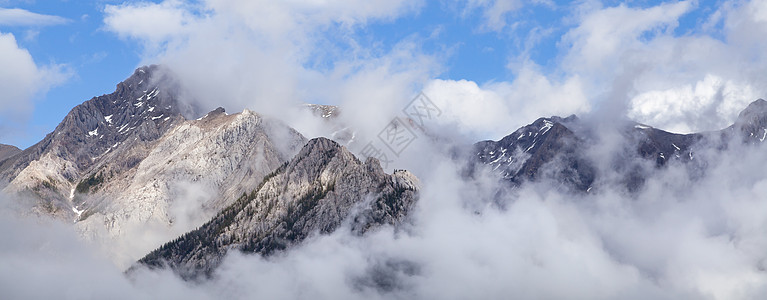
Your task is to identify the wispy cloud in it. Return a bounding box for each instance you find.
[0,7,69,27]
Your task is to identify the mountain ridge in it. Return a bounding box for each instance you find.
[469,98,767,194]
[136,137,420,279]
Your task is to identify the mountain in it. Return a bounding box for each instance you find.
[0,144,20,164]
[471,115,595,192]
[137,137,419,279]
[0,65,186,218]
[0,66,308,268]
[74,107,306,267]
[725,98,767,144]
[470,99,767,193]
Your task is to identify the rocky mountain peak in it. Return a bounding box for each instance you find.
[737,98,767,120]
[733,99,767,143]
[136,136,419,279]
[0,65,190,219]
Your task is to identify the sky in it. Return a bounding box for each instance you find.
[0,0,763,149]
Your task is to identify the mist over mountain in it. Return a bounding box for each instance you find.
[3,69,767,299]
[468,98,767,196]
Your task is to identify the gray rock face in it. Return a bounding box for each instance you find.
[137,137,420,279]
[75,108,306,268]
[470,99,767,193]
[0,144,20,163]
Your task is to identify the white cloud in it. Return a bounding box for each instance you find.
[629,74,757,133]
[103,0,195,45]
[0,32,70,131]
[0,7,69,26]
[530,0,767,133]
[561,1,694,92]
[423,66,589,140]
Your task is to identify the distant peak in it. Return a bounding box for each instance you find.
[737,98,767,121]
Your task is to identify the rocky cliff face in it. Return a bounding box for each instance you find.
[75,108,306,268]
[0,144,20,164]
[137,137,420,279]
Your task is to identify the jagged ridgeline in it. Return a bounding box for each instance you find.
[136,137,420,279]
[468,99,767,194]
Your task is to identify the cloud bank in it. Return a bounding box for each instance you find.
[3,124,767,299]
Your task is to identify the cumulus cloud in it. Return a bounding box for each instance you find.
[0,32,70,137]
[422,66,589,140]
[103,0,195,45]
[0,7,69,26]
[558,0,767,133]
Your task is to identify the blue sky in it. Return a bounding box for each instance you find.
[0,0,756,149]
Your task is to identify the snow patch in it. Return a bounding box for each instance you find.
[525,141,537,152]
[104,115,113,124]
[88,129,98,136]
[134,101,144,108]
[540,120,554,134]
[71,206,84,220]
[146,88,160,99]
[672,143,680,151]
[152,114,164,120]
[148,106,155,112]
[635,124,651,129]
[760,129,767,142]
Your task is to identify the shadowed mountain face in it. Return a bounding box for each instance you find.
[137,137,419,279]
[469,99,767,193]
[472,115,595,192]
